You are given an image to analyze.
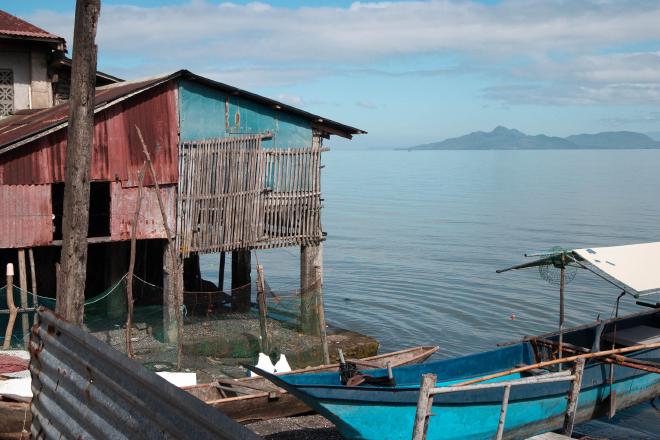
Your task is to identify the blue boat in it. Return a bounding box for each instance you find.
[250,309,660,439]
[251,243,660,439]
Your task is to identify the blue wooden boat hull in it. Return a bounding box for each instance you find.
[253,310,660,439]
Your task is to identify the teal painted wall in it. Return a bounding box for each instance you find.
[178,80,313,148]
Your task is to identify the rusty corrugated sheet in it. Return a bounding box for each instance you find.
[0,81,179,186]
[0,184,52,248]
[29,308,261,440]
[110,182,176,240]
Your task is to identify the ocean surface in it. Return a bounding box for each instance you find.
[201,149,659,438]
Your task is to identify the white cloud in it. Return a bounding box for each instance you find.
[276,93,304,106]
[30,1,660,63]
[26,1,660,106]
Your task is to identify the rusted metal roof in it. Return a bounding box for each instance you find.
[0,81,179,186]
[0,184,52,248]
[0,10,65,48]
[0,70,365,157]
[29,308,262,440]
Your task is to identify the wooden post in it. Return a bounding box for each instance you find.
[495,384,511,440]
[300,243,322,335]
[412,373,436,440]
[256,265,269,353]
[3,264,16,349]
[28,249,38,325]
[315,265,330,364]
[163,240,180,344]
[18,250,29,344]
[563,358,586,436]
[218,251,225,292]
[56,0,100,325]
[231,249,251,312]
[126,163,146,357]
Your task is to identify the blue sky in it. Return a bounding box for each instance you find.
[3,0,660,148]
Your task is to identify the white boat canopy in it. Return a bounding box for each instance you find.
[573,242,660,297]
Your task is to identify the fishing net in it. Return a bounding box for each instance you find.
[0,272,326,380]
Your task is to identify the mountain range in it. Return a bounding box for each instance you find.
[404,126,660,150]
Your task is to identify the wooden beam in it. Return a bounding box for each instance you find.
[2,264,16,349]
[18,250,29,344]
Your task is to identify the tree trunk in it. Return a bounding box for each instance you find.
[56,0,101,324]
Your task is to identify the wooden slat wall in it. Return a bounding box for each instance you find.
[177,136,323,256]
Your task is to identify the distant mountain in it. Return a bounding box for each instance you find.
[404,126,660,150]
[645,131,660,141]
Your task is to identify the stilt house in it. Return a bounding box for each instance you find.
[0,70,364,338]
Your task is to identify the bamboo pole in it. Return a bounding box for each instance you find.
[135,126,184,369]
[412,373,436,440]
[457,341,660,387]
[3,264,16,349]
[558,258,565,370]
[126,163,147,358]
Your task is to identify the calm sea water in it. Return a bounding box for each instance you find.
[202,149,660,438]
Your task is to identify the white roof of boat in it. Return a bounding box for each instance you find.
[574,242,660,296]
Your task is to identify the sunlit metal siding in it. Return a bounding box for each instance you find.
[110,182,176,240]
[29,308,260,440]
[0,81,179,186]
[0,184,52,248]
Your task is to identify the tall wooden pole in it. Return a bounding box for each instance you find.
[56,0,100,324]
[2,264,16,349]
[558,256,565,369]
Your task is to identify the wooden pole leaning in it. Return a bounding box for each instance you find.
[495,384,511,440]
[3,264,16,349]
[135,125,184,369]
[126,163,147,357]
[412,373,437,440]
[28,249,38,325]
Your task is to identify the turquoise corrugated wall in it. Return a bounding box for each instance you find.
[177,79,313,148]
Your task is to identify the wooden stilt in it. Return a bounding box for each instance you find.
[256,265,269,353]
[412,373,436,440]
[218,251,226,292]
[300,243,322,335]
[3,264,16,349]
[17,250,29,344]
[231,249,251,312]
[495,384,511,440]
[562,358,586,435]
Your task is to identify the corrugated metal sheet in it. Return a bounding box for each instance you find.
[0,81,179,186]
[0,184,52,248]
[29,308,261,440]
[110,182,176,240]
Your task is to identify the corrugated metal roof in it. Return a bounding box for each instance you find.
[30,308,262,440]
[0,70,365,156]
[0,10,65,47]
[0,81,179,186]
